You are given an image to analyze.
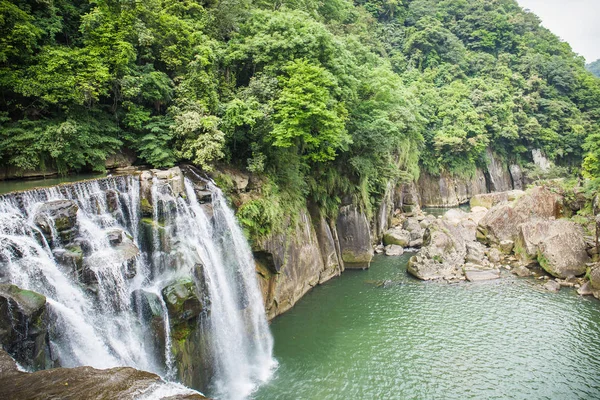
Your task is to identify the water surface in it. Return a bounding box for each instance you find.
[256,254,600,399]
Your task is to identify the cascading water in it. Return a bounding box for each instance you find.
[0,170,276,399]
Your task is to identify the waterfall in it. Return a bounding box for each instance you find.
[0,172,276,399]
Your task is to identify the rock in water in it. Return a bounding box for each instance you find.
[385,245,404,256]
[543,280,561,293]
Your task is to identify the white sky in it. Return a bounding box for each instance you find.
[516,0,600,62]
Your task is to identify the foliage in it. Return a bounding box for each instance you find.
[1,0,599,240]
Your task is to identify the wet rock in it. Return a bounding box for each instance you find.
[82,235,139,284]
[33,200,79,245]
[162,279,203,322]
[0,284,48,370]
[106,229,124,245]
[153,167,186,198]
[543,280,561,292]
[336,205,373,269]
[0,349,207,400]
[131,289,167,365]
[105,189,120,213]
[385,245,404,256]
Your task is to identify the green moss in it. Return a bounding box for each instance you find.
[172,323,192,342]
[141,217,165,228]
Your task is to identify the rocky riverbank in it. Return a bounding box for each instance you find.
[383,184,600,298]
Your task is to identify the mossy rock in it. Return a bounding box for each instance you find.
[162,279,203,323]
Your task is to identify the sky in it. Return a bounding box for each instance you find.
[516,0,600,63]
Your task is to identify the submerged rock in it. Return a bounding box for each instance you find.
[0,284,48,370]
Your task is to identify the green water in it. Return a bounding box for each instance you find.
[256,255,600,400]
[0,173,106,195]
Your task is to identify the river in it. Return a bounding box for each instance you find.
[255,254,600,399]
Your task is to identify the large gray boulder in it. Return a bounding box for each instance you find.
[336,205,373,269]
[515,220,589,278]
[383,227,411,247]
[477,187,563,245]
[407,217,470,281]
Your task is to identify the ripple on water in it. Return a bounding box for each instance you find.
[255,255,600,400]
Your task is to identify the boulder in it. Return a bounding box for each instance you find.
[0,284,48,370]
[515,220,589,278]
[470,190,524,209]
[33,200,79,245]
[383,228,410,247]
[543,280,561,292]
[162,279,203,322]
[578,281,594,296]
[336,205,373,269]
[385,245,404,256]
[152,167,186,198]
[464,268,500,282]
[487,248,502,264]
[407,218,469,281]
[512,265,533,277]
[477,187,563,245]
[0,350,206,400]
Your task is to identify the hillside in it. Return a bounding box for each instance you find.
[1,0,600,237]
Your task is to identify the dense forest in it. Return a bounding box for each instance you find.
[2,0,600,237]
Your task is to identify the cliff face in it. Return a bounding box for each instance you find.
[417,149,527,208]
[246,152,533,318]
[255,204,374,320]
